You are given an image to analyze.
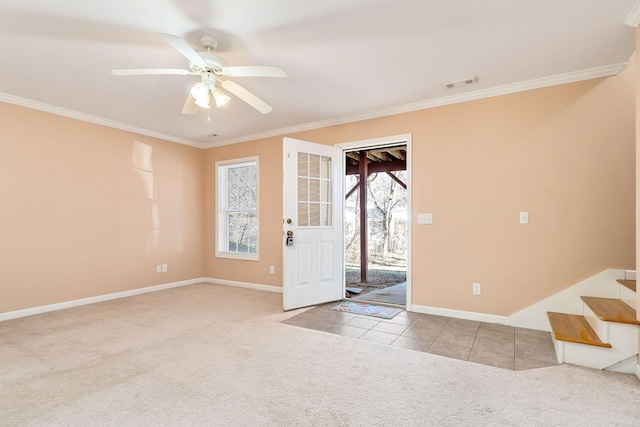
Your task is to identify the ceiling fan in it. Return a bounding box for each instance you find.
[111,33,287,115]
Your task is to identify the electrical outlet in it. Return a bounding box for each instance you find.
[472,282,481,295]
[156,265,162,273]
[161,264,167,273]
[269,265,275,274]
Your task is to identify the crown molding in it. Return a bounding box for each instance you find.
[202,62,626,148]
[625,0,640,27]
[1,62,627,151]
[0,93,203,148]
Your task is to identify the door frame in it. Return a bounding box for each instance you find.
[337,133,412,311]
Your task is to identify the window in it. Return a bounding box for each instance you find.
[216,157,258,260]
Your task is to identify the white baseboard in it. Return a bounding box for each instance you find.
[0,278,204,322]
[411,304,510,325]
[636,363,640,381]
[204,277,283,293]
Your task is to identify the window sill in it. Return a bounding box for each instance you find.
[215,252,259,262]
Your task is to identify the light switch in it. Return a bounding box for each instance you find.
[519,212,529,224]
[418,213,433,224]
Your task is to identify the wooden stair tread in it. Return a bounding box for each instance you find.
[547,312,611,348]
[580,296,640,325]
[616,279,636,293]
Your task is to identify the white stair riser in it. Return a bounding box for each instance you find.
[582,303,638,353]
[552,338,636,373]
[619,285,635,309]
[582,303,607,342]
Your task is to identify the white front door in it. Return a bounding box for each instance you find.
[283,137,344,311]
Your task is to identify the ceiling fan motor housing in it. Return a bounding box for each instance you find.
[190,52,228,75]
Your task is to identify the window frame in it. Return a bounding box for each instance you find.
[215,156,259,261]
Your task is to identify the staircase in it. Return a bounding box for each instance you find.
[547,279,639,373]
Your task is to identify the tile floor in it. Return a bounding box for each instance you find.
[282,302,559,371]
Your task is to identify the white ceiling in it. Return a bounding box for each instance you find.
[0,0,637,147]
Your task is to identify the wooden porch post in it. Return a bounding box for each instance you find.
[359,150,368,282]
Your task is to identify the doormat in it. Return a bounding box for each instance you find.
[332,301,403,319]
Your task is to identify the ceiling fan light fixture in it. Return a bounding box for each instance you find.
[190,81,210,108]
[194,96,210,109]
[212,87,230,107]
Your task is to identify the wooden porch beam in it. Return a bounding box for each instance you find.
[345,180,359,200]
[386,171,407,189]
[345,159,406,175]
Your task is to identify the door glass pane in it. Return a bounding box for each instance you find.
[309,178,320,202]
[298,153,308,176]
[309,154,320,178]
[321,156,331,179]
[320,203,331,226]
[298,177,309,201]
[320,180,331,202]
[298,202,309,226]
[309,203,320,226]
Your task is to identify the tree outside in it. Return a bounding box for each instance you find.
[344,170,407,293]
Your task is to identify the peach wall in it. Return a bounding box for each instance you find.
[203,137,284,286]
[207,61,635,316]
[0,103,204,313]
[2,56,634,318]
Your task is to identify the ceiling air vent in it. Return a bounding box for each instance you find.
[445,77,478,89]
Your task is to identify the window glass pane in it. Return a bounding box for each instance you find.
[227,212,256,254]
[248,237,256,253]
[228,231,237,252]
[237,189,250,209]
[245,165,257,188]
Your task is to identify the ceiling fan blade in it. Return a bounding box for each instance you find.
[158,33,205,66]
[111,68,193,76]
[223,66,287,78]
[181,94,199,115]
[221,80,273,114]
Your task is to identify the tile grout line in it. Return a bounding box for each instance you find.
[289,305,556,371]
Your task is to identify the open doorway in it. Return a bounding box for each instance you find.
[343,143,408,306]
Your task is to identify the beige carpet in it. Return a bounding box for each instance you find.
[1,283,639,426]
